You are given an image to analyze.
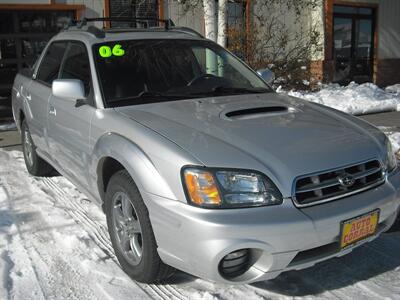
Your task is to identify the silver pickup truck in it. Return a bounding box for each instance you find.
[12,18,400,285]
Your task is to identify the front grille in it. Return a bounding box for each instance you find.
[288,242,338,267]
[294,160,385,207]
[288,222,387,267]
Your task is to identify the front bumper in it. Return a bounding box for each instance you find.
[144,168,400,284]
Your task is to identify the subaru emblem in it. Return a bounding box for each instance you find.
[338,174,355,187]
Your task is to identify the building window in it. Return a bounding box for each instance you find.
[0,10,74,97]
[109,0,159,28]
[226,0,247,58]
[332,5,375,84]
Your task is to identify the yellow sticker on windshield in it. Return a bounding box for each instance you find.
[99,44,125,58]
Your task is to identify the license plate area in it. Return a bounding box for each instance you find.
[340,209,380,249]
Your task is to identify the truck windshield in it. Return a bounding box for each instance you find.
[93,39,272,107]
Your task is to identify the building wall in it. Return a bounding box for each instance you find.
[59,0,104,18]
[378,0,400,59]
[0,0,104,19]
[55,0,104,25]
[375,0,400,86]
[251,0,325,60]
[165,0,327,84]
[166,0,204,35]
[3,0,398,86]
[249,0,326,84]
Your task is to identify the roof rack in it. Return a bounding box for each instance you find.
[64,17,203,39]
[66,17,174,29]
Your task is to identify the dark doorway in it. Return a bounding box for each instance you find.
[332,5,375,85]
[0,10,74,100]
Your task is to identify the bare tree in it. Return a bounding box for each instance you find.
[203,0,217,41]
[177,0,228,45]
[217,0,228,47]
[234,0,324,89]
[173,0,323,89]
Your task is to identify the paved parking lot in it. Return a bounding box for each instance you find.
[360,111,400,130]
[0,130,20,150]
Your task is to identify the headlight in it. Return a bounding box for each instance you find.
[385,139,397,173]
[182,167,283,208]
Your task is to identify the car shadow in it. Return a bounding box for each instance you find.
[162,231,400,296]
[251,232,400,296]
[162,271,197,285]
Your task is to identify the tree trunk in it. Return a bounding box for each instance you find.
[203,0,217,42]
[217,0,228,47]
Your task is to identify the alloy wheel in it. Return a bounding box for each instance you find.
[24,128,34,167]
[111,191,143,266]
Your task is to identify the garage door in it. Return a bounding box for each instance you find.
[0,10,74,99]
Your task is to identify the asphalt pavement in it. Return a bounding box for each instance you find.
[360,111,400,130]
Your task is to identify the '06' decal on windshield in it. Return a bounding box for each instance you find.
[99,44,125,58]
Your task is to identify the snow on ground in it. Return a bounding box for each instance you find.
[1,148,400,300]
[386,84,400,94]
[278,82,400,115]
[0,122,16,131]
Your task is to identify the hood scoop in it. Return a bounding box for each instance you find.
[224,106,293,120]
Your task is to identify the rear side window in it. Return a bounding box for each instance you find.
[36,41,67,85]
[59,42,91,96]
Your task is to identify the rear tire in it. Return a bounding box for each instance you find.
[105,170,175,283]
[21,120,53,176]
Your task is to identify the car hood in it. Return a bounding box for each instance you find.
[114,93,386,196]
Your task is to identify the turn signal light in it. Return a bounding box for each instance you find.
[184,169,222,206]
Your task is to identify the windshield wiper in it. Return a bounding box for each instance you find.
[187,86,270,97]
[108,90,191,103]
[212,86,270,94]
[108,86,270,105]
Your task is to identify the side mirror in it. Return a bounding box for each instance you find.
[52,79,86,102]
[257,68,275,85]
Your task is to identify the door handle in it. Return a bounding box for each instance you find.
[26,94,31,101]
[49,106,56,116]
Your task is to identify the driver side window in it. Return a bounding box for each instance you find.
[59,41,92,97]
[36,41,68,85]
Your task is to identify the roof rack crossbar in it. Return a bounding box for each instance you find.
[63,18,203,39]
[75,17,175,30]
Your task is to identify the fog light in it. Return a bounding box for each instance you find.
[219,249,250,279]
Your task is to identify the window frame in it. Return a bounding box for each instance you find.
[60,40,95,107]
[34,40,69,87]
[58,40,93,99]
[34,39,96,107]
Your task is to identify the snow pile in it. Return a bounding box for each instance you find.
[385,84,400,94]
[387,131,400,155]
[279,82,400,115]
[377,128,399,159]
[0,122,16,131]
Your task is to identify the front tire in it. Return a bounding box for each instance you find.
[21,120,53,176]
[105,170,175,283]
